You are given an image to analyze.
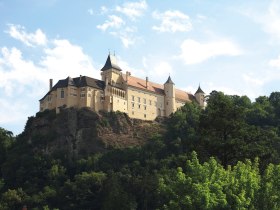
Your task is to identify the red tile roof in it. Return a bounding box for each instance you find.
[122,74,193,102]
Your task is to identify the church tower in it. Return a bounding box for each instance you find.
[100,53,123,87]
[195,85,205,108]
[164,76,176,116]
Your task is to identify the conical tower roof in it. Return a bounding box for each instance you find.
[195,85,205,94]
[101,54,122,71]
[165,75,175,85]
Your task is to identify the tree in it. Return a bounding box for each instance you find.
[158,152,228,209]
[62,171,107,209]
[0,188,29,210]
[166,102,201,154]
[200,91,248,165]
[0,128,14,167]
[257,163,280,209]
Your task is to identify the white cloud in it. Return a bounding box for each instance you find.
[179,39,242,65]
[205,82,243,96]
[242,73,264,86]
[40,39,99,80]
[109,27,140,48]
[0,25,99,132]
[6,24,47,47]
[149,61,173,79]
[269,55,280,68]
[262,1,280,41]
[243,1,280,42]
[115,0,147,20]
[101,6,108,14]
[97,15,124,31]
[152,10,192,33]
[117,56,146,78]
[96,2,146,48]
[0,47,46,96]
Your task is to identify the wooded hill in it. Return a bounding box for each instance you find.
[0,90,280,209]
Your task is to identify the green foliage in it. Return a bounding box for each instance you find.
[166,102,201,154]
[0,128,14,168]
[61,171,107,209]
[258,163,280,210]
[1,91,280,209]
[0,188,29,210]
[158,153,268,210]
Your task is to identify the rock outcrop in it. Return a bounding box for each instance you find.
[20,108,165,159]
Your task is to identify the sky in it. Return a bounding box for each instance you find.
[1,0,280,135]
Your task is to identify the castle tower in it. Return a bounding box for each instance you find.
[164,76,176,116]
[100,53,123,87]
[195,85,205,108]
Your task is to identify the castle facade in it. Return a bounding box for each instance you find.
[39,54,205,120]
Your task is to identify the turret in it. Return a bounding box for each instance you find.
[100,53,122,87]
[164,76,176,116]
[195,85,205,108]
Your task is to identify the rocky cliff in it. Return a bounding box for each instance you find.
[19,108,165,159]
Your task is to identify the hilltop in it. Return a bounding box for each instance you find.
[19,108,165,159]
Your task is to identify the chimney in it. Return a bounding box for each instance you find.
[126,71,130,82]
[49,79,53,90]
[146,77,149,89]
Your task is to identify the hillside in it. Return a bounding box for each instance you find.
[20,108,165,159]
[1,91,280,209]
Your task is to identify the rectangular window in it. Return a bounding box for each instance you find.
[149,100,152,105]
[143,98,146,104]
[132,95,135,101]
[144,106,147,110]
[138,97,140,103]
[138,104,141,109]
[144,114,146,118]
[80,93,85,97]
[132,103,134,108]
[70,88,77,97]
[61,90,64,98]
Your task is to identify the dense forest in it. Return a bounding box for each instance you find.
[1,90,280,210]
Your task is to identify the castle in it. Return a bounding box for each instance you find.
[39,54,205,120]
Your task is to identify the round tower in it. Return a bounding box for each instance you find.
[195,85,205,108]
[164,76,176,116]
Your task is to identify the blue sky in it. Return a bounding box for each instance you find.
[1,0,280,134]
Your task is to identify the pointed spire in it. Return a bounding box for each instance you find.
[101,53,122,71]
[195,84,205,94]
[165,75,175,85]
